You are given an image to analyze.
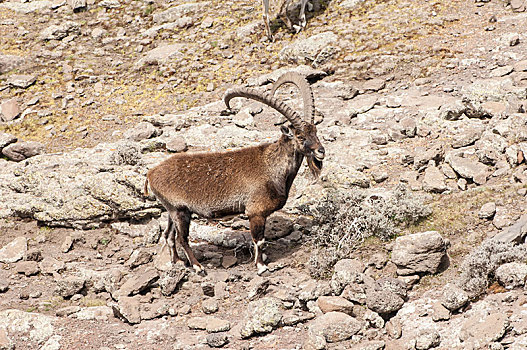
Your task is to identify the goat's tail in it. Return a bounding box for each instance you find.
[144,177,149,196]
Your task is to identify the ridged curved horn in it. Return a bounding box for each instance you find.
[270,72,315,124]
[224,87,305,130]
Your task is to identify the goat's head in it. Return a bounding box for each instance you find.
[224,72,325,178]
[272,72,324,178]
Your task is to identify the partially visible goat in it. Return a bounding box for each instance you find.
[262,0,310,40]
[145,72,324,275]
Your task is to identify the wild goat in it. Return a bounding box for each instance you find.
[262,0,310,40]
[144,72,325,275]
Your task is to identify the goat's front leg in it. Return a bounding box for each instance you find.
[261,0,273,40]
[249,214,268,275]
[298,0,308,31]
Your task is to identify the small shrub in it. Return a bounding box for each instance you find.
[457,239,527,297]
[304,185,431,278]
[109,142,142,166]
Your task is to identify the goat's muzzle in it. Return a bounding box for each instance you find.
[307,147,324,179]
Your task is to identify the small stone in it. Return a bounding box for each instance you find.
[7,74,36,89]
[126,249,152,269]
[457,178,467,191]
[441,283,469,311]
[415,329,441,350]
[366,290,405,315]
[317,296,355,315]
[202,298,219,314]
[61,235,74,253]
[112,296,141,324]
[1,98,20,122]
[307,311,361,343]
[115,268,159,299]
[15,261,40,276]
[188,316,207,330]
[2,141,45,161]
[206,317,231,333]
[55,276,85,298]
[478,202,496,219]
[201,282,215,297]
[495,262,527,288]
[431,301,450,321]
[56,306,81,317]
[206,333,228,348]
[386,318,402,339]
[221,255,237,268]
[166,136,187,153]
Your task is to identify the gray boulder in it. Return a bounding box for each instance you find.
[307,311,361,344]
[2,141,44,161]
[330,258,365,295]
[495,262,527,289]
[441,283,469,312]
[40,21,80,40]
[55,276,86,298]
[240,297,283,338]
[494,214,527,244]
[391,231,449,276]
[279,31,338,65]
[447,155,488,184]
[366,289,405,315]
[478,202,496,220]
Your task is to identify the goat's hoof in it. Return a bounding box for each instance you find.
[194,264,207,277]
[257,263,269,276]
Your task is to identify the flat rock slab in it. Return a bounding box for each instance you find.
[2,141,44,161]
[0,309,56,345]
[447,155,488,183]
[7,74,36,89]
[115,268,159,298]
[0,0,52,13]
[0,236,27,263]
[460,312,509,347]
[0,141,162,228]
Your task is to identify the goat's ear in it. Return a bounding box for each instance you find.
[280,125,294,139]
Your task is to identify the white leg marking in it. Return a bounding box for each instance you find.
[254,243,259,264]
[257,239,265,248]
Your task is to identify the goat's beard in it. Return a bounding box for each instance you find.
[306,155,323,179]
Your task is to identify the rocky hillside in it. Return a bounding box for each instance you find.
[1,0,527,349]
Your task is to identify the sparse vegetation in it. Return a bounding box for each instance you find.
[303,185,431,278]
[457,239,527,297]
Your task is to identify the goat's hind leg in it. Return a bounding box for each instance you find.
[171,208,205,275]
[164,215,184,265]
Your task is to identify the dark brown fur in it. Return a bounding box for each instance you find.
[145,74,324,275]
